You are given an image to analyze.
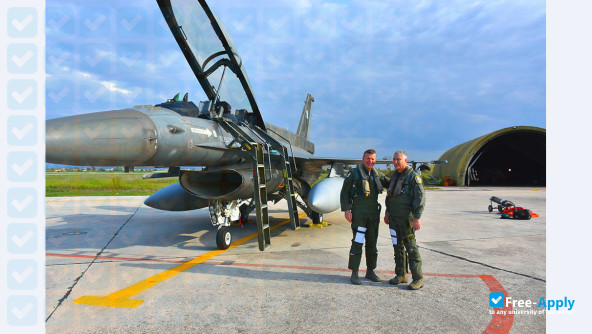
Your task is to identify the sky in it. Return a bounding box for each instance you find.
[46,0,546,161]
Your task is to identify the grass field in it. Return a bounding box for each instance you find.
[46,169,439,197]
[46,173,178,197]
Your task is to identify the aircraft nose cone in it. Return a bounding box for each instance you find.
[46,109,158,166]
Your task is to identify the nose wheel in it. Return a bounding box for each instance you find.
[216,226,232,250]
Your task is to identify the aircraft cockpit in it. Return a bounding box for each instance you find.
[159,0,266,130]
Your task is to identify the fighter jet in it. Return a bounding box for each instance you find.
[46,0,444,251]
[47,0,358,250]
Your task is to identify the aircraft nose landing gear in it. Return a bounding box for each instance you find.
[209,199,252,250]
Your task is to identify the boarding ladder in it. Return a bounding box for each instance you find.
[251,127,300,231]
[217,117,271,251]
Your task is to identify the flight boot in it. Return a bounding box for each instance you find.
[350,271,362,285]
[389,275,408,285]
[365,269,381,282]
[408,279,424,290]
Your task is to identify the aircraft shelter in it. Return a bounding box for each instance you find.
[432,126,546,187]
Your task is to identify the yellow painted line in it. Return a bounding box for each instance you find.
[74,213,307,308]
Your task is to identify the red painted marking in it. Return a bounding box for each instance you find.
[480,275,514,334]
[46,253,514,332]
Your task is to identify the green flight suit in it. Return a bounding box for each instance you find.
[385,166,425,280]
[340,166,388,272]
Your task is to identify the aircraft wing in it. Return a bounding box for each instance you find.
[293,155,444,172]
[293,155,391,172]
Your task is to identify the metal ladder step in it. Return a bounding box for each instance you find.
[216,118,271,251]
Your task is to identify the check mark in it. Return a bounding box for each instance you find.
[11,230,34,247]
[11,51,34,68]
[268,16,289,31]
[48,87,70,103]
[84,123,106,139]
[11,303,33,320]
[48,14,70,31]
[48,123,69,140]
[121,120,142,138]
[84,87,107,103]
[11,87,34,104]
[121,87,142,103]
[12,123,34,140]
[304,19,322,31]
[85,52,106,67]
[121,51,143,67]
[11,159,34,176]
[121,15,142,31]
[305,52,325,66]
[267,55,282,67]
[49,52,69,67]
[84,15,106,31]
[12,195,33,212]
[491,296,503,305]
[231,15,253,31]
[158,52,180,67]
[12,267,34,283]
[12,15,34,31]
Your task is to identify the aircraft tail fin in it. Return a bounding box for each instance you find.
[296,93,314,139]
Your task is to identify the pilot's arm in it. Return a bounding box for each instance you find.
[340,171,354,223]
[411,172,426,230]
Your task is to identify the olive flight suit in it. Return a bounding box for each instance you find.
[340,165,388,272]
[385,166,425,280]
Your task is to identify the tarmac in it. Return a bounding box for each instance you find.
[45,187,546,333]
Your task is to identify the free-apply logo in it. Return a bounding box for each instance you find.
[489,292,505,307]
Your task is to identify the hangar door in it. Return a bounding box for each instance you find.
[467,131,545,186]
[433,126,546,187]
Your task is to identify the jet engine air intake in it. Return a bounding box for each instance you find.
[179,166,285,201]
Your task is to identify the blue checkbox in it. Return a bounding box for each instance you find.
[7,224,37,254]
[79,43,112,74]
[263,8,293,37]
[8,44,37,74]
[80,7,111,37]
[7,188,37,219]
[47,79,75,109]
[489,292,505,308]
[8,7,38,38]
[8,152,37,182]
[47,6,75,36]
[117,7,147,37]
[7,116,37,146]
[47,42,73,73]
[116,43,148,73]
[227,7,258,37]
[8,80,37,110]
[7,259,38,290]
[7,295,37,326]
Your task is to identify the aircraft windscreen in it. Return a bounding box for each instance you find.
[170,0,253,113]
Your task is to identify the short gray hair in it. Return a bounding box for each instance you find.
[393,150,407,158]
